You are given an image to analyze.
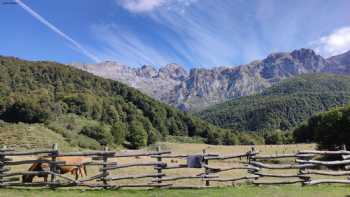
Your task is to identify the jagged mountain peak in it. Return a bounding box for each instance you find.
[291,48,317,57]
[262,48,322,65]
[71,48,350,111]
[265,52,289,61]
[162,63,184,70]
[159,63,188,80]
[137,65,158,78]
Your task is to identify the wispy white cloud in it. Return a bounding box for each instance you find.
[312,27,350,57]
[117,0,166,13]
[93,0,350,67]
[99,0,243,67]
[116,0,197,13]
[14,0,100,62]
[91,24,172,66]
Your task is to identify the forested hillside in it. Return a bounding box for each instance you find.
[0,56,253,149]
[197,74,350,132]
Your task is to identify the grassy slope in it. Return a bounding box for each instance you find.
[0,121,76,151]
[197,74,350,132]
[1,185,349,197]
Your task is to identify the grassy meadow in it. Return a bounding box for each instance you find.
[9,143,316,187]
[0,185,349,197]
[4,143,350,197]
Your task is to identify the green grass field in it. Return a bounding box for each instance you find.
[0,185,349,197]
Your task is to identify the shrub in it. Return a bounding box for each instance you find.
[74,134,101,150]
[80,125,113,146]
[238,133,264,145]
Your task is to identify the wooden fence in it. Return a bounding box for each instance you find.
[1,144,350,189]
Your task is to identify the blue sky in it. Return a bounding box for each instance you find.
[1,0,350,68]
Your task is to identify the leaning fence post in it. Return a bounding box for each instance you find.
[50,143,58,188]
[202,149,210,186]
[102,146,109,189]
[156,146,162,184]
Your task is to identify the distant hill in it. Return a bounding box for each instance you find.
[0,56,246,149]
[197,74,350,132]
[72,49,350,111]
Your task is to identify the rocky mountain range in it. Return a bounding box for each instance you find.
[71,48,350,111]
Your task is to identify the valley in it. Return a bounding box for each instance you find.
[2,0,350,196]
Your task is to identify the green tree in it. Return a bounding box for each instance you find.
[0,91,51,123]
[263,130,284,145]
[205,130,222,145]
[127,120,148,149]
[222,131,239,145]
[110,122,126,145]
[293,105,350,150]
[293,123,313,143]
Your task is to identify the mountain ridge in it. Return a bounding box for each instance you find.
[71,48,350,110]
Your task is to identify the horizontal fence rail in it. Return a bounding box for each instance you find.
[0,144,350,189]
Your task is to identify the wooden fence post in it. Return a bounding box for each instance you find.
[156,146,162,184]
[298,148,311,186]
[102,146,109,189]
[0,145,6,185]
[50,143,58,188]
[247,147,257,182]
[247,147,256,165]
[203,149,210,186]
[251,147,256,162]
[342,144,347,151]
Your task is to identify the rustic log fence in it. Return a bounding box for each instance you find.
[1,144,350,189]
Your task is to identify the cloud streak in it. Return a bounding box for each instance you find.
[117,0,197,13]
[91,24,173,66]
[15,0,100,62]
[92,0,350,67]
[117,0,166,13]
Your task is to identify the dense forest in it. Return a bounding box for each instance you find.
[294,104,350,150]
[0,56,263,149]
[197,74,350,133]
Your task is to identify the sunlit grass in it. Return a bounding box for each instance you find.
[0,185,349,197]
[8,143,316,187]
